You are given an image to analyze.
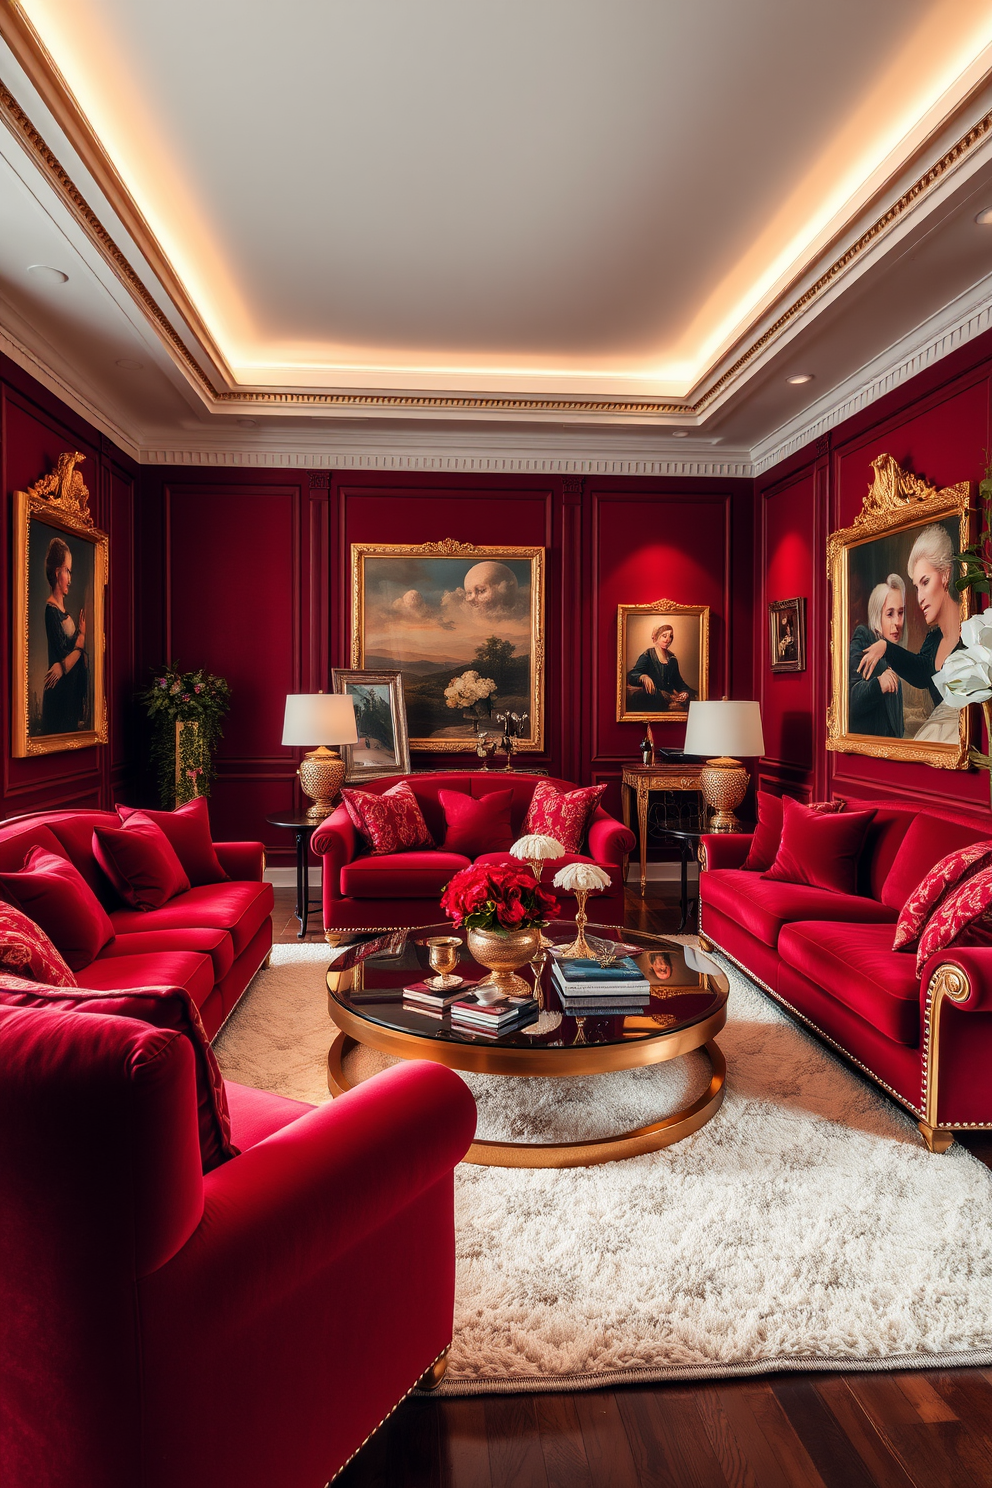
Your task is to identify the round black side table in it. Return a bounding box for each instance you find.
[663,825,754,932]
[266,814,323,938]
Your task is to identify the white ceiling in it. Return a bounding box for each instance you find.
[1,0,992,467]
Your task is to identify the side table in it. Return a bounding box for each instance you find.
[621,763,706,895]
[663,825,754,932]
[265,814,322,938]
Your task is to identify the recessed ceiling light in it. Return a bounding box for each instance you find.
[237,417,259,429]
[115,357,144,370]
[26,264,68,283]
[670,429,690,438]
[786,373,814,384]
[976,207,992,225]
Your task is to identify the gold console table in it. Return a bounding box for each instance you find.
[621,762,706,896]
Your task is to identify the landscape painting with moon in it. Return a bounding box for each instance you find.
[351,543,544,750]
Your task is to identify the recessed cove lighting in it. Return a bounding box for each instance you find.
[786,373,814,384]
[26,264,68,284]
[115,358,144,370]
[976,208,992,225]
[237,417,259,429]
[670,429,690,438]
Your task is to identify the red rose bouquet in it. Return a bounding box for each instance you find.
[441,861,560,932]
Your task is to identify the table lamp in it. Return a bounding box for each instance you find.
[282,693,358,821]
[683,700,764,832]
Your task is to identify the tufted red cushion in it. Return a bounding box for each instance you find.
[914,864,992,976]
[762,796,874,897]
[0,902,76,986]
[341,779,434,855]
[891,838,992,952]
[92,818,190,911]
[778,921,922,1045]
[523,780,606,852]
[438,787,514,856]
[0,977,237,1171]
[0,846,115,971]
[116,797,229,886]
[742,792,846,872]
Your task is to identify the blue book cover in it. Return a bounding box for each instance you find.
[554,956,646,982]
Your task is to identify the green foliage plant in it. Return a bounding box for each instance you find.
[137,664,232,807]
[953,449,992,600]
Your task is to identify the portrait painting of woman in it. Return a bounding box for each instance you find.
[617,602,709,723]
[39,534,89,736]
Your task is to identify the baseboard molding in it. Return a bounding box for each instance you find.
[264,864,695,887]
[266,867,322,887]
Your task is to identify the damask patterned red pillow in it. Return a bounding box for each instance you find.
[892,839,992,953]
[0,903,76,987]
[523,780,606,853]
[341,780,434,855]
[914,864,992,977]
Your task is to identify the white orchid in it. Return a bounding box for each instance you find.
[933,644,992,709]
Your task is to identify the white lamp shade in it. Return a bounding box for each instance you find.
[281,693,358,747]
[683,700,764,758]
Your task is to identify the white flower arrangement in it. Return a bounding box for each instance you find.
[933,608,992,708]
[444,670,497,710]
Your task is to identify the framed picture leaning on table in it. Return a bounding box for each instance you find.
[617,599,709,723]
[331,669,411,781]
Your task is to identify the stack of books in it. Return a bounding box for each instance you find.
[449,990,538,1037]
[402,981,466,1019]
[551,955,651,1015]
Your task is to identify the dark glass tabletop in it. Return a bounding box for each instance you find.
[326,920,728,1052]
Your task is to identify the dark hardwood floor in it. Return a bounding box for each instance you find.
[270,885,992,1488]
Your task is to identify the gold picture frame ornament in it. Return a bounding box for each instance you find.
[13,452,108,757]
[827,453,970,770]
[616,599,710,724]
[350,540,544,753]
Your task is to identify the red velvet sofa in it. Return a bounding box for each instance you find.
[0,810,273,1038]
[0,999,476,1488]
[699,798,992,1151]
[312,772,635,933]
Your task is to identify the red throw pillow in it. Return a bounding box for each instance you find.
[892,839,992,953]
[742,792,846,872]
[762,796,875,896]
[438,788,514,855]
[93,817,190,911]
[116,797,228,886]
[523,780,606,853]
[914,865,992,976]
[0,978,237,1172]
[0,847,115,971]
[341,780,434,855]
[0,903,76,986]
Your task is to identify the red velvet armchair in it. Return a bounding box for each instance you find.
[311,772,635,932]
[0,1002,476,1488]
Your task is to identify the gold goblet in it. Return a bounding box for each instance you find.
[425,935,463,990]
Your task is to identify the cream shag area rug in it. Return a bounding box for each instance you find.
[214,941,992,1394]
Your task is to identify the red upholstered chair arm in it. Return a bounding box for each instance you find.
[146,1062,476,1297]
[699,834,752,870]
[586,809,636,866]
[310,806,358,900]
[920,950,992,1014]
[214,841,265,880]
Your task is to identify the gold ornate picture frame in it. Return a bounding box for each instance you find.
[768,597,806,673]
[350,540,544,752]
[13,452,108,757]
[827,454,971,770]
[616,600,710,723]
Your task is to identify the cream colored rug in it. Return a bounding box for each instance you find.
[214,941,992,1393]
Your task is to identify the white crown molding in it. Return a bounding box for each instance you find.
[751,271,992,475]
[138,444,754,477]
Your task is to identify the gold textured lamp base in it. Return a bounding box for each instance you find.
[699,756,749,833]
[298,746,346,822]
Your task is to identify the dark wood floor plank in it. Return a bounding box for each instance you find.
[814,1377,921,1488]
[694,1382,817,1488]
[436,1398,492,1488]
[484,1395,549,1488]
[572,1390,643,1488]
[615,1386,729,1488]
[847,1374,992,1488]
[928,1370,992,1452]
[744,1384,830,1488]
[894,1371,958,1424]
[534,1393,594,1488]
[772,1377,887,1488]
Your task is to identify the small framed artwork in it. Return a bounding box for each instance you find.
[13,453,108,757]
[768,598,806,673]
[331,668,411,780]
[616,599,709,723]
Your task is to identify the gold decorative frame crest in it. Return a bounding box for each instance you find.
[616,599,710,723]
[350,540,545,753]
[827,453,971,770]
[13,453,108,757]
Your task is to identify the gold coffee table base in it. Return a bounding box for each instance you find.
[326,1027,726,1169]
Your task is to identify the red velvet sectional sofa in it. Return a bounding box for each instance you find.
[312,772,635,933]
[699,796,992,1151]
[0,808,273,1038]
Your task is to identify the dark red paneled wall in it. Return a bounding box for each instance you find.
[756,324,992,822]
[0,353,138,817]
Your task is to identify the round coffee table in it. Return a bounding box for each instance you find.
[325,921,728,1168]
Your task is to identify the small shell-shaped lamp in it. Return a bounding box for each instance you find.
[552,864,612,958]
